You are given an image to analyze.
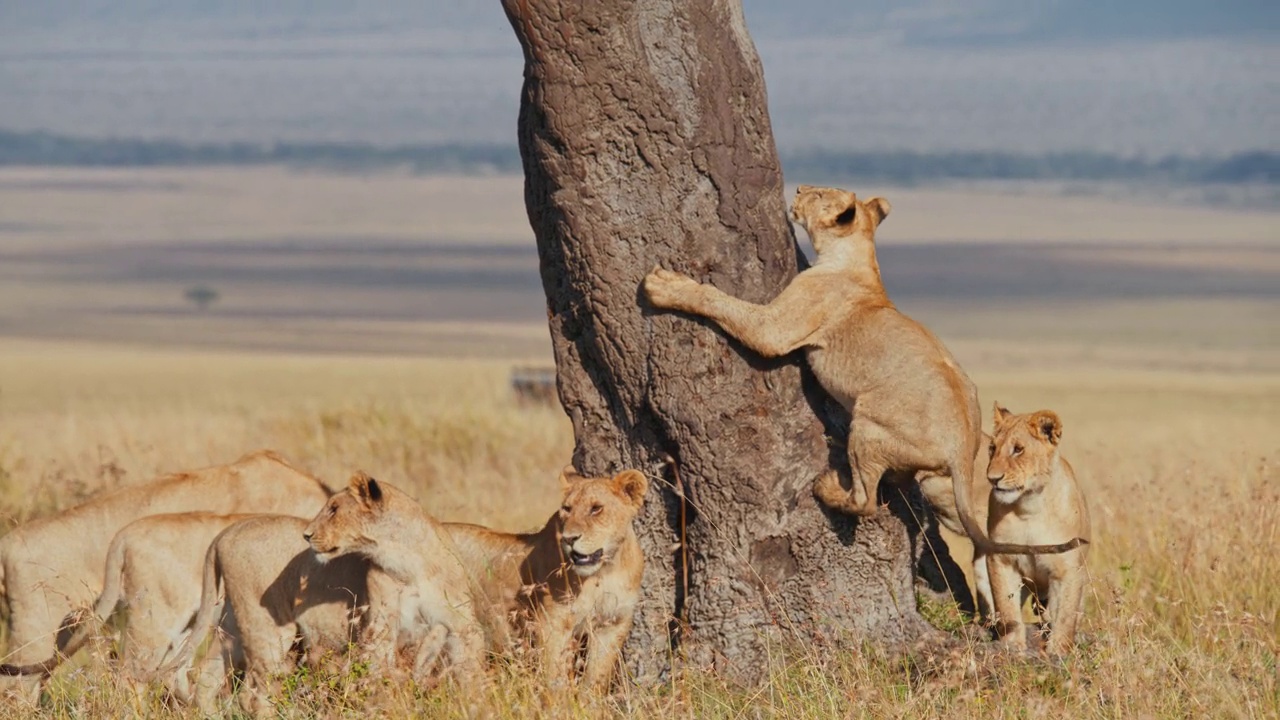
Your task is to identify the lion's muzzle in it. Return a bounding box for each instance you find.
[569,548,603,568]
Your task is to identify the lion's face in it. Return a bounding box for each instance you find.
[986,404,1063,505]
[304,472,383,561]
[556,467,647,578]
[789,184,891,255]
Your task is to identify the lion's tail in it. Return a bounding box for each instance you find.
[949,423,998,555]
[154,531,224,681]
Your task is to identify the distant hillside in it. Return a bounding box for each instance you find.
[3,130,1275,186]
[0,1,1274,156]
[740,0,1279,43]
[6,1,1274,45]
[0,130,519,174]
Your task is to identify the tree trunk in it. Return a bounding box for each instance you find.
[501,0,933,682]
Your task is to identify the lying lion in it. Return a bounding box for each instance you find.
[163,513,390,715]
[304,473,487,689]
[985,404,1092,654]
[0,512,255,698]
[0,450,331,700]
[444,466,647,690]
[644,185,1082,557]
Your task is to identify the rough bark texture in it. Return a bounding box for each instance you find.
[501,0,932,682]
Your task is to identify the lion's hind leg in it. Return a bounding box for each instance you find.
[814,418,899,516]
[410,623,449,680]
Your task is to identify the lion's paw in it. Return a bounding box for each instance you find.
[643,266,700,310]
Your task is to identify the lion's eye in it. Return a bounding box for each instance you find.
[988,443,996,458]
[560,505,571,514]
[327,506,336,516]
[590,504,603,516]
[1012,444,1024,456]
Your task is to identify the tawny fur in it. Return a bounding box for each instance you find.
[161,515,382,716]
[0,512,255,699]
[0,450,330,701]
[444,466,647,691]
[644,185,1076,555]
[985,404,1092,655]
[303,474,488,691]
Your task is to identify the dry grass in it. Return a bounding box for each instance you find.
[1,161,1276,718]
[0,338,1276,718]
[0,341,569,531]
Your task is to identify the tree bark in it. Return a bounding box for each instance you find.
[501,0,933,682]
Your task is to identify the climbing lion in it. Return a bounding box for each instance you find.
[444,466,647,690]
[985,404,1092,655]
[644,184,1084,556]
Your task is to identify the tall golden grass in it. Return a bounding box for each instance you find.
[0,340,1275,718]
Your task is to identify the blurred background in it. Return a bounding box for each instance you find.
[0,0,1276,368]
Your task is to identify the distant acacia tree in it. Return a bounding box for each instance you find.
[184,285,219,312]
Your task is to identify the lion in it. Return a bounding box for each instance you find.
[985,404,1092,654]
[163,514,385,716]
[643,184,1085,557]
[0,450,331,700]
[443,466,647,690]
[0,512,255,697]
[303,473,487,689]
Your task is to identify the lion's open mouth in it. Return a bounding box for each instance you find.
[569,549,603,567]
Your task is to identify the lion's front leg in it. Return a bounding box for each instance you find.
[536,611,578,689]
[972,550,994,628]
[581,618,630,692]
[989,557,1028,652]
[642,267,708,316]
[1043,568,1086,655]
[643,267,824,358]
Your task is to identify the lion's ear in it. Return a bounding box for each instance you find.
[992,402,1013,429]
[558,465,583,493]
[1032,411,1063,445]
[865,196,891,226]
[833,191,858,226]
[350,472,383,506]
[612,469,648,509]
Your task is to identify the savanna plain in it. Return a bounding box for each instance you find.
[0,167,1276,718]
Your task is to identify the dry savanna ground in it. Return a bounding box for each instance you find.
[0,167,1276,718]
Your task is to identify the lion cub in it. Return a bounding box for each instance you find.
[304,473,487,685]
[986,404,1091,654]
[644,184,1055,554]
[0,512,255,697]
[164,514,382,715]
[444,466,647,690]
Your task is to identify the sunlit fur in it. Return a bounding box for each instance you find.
[986,403,1092,655]
[444,466,647,690]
